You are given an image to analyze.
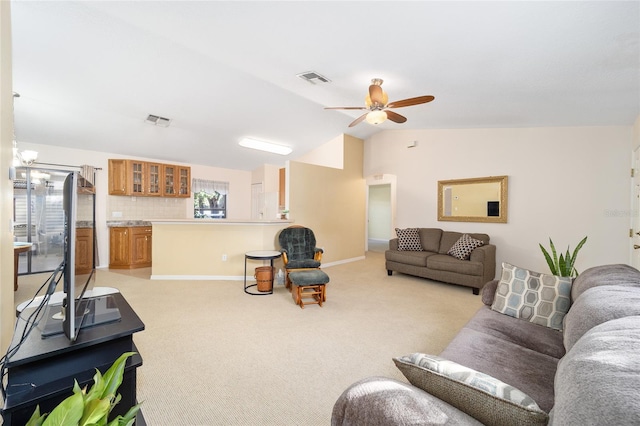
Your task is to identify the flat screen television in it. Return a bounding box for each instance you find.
[41,171,120,341]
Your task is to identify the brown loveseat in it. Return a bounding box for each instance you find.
[385,228,496,294]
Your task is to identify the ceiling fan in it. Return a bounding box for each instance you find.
[325,78,435,127]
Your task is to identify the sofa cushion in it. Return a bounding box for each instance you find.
[550,316,640,426]
[491,263,571,331]
[461,306,565,359]
[331,376,484,426]
[563,285,640,352]
[386,250,435,267]
[439,231,490,254]
[427,254,484,276]
[440,326,560,413]
[448,234,485,260]
[570,263,640,302]
[395,228,423,251]
[418,228,443,253]
[394,353,548,426]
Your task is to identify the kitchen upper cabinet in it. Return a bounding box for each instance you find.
[130,160,145,195]
[147,162,162,196]
[162,164,191,197]
[108,159,128,195]
[109,226,152,269]
[109,159,190,198]
[178,166,190,197]
[163,164,176,196]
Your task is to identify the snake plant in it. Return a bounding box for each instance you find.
[539,236,588,277]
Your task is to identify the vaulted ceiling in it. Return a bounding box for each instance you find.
[10,1,640,171]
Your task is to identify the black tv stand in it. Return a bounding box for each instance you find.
[1,293,145,425]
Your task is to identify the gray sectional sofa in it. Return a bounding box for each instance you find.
[332,263,640,425]
[385,228,496,294]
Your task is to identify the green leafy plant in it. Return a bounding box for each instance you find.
[26,352,142,426]
[539,236,588,277]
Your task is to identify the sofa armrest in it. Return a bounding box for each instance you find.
[331,376,483,426]
[389,238,399,251]
[469,244,494,263]
[469,244,496,284]
[481,279,499,306]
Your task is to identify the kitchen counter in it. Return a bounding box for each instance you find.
[106,220,152,227]
[146,219,291,225]
[147,220,291,279]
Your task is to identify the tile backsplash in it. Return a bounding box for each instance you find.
[107,195,189,220]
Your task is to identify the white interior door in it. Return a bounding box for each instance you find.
[251,183,263,220]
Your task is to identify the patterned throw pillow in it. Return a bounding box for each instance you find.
[447,234,484,260]
[491,262,572,331]
[393,353,548,426]
[395,228,423,251]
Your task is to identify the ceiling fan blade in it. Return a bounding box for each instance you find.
[387,95,435,109]
[348,113,369,127]
[385,110,407,124]
[369,84,385,106]
[324,106,368,110]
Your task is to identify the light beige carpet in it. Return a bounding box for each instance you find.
[13,251,483,425]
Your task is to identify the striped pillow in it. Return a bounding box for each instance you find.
[394,353,548,425]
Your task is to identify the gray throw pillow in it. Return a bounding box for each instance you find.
[394,353,548,426]
[491,262,571,331]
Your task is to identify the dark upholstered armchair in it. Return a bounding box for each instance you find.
[278,225,323,288]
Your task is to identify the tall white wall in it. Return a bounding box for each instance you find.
[1,0,14,350]
[364,126,633,276]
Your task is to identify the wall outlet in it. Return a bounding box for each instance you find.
[112,211,123,218]
[222,254,227,261]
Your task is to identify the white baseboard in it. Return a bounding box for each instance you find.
[150,256,365,280]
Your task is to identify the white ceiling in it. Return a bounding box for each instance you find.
[10,1,640,171]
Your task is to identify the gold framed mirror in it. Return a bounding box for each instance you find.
[438,175,508,223]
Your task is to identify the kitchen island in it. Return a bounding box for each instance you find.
[146,219,291,280]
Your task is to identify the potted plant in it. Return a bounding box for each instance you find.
[280,209,289,220]
[539,236,588,277]
[26,352,141,426]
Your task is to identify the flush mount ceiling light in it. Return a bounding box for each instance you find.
[239,138,292,155]
[145,114,171,127]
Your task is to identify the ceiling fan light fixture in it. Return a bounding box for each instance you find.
[239,138,292,155]
[366,110,387,125]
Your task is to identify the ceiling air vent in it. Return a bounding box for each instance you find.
[145,114,171,127]
[296,71,331,85]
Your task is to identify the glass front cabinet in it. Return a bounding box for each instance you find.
[108,159,190,198]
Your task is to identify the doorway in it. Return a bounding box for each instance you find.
[366,174,397,253]
[13,167,68,275]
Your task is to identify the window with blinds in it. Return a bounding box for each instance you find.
[193,179,228,219]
